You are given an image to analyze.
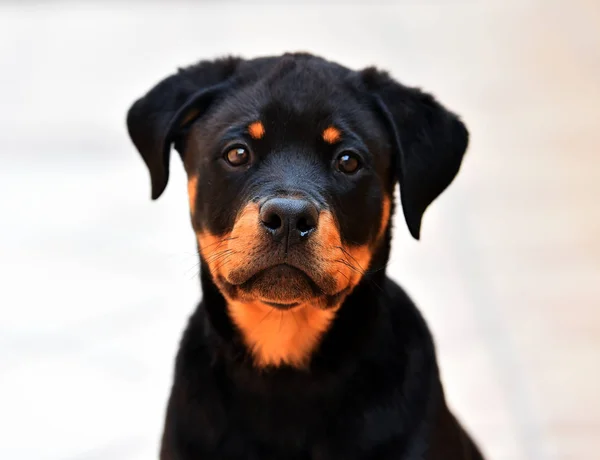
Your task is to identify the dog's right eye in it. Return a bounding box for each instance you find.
[224,145,250,167]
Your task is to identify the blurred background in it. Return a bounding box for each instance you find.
[1,1,599,459]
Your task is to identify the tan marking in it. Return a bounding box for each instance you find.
[187,175,198,214]
[248,121,265,139]
[227,203,262,275]
[310,210,372,291]
[345,244,372,284]
[322,126,341,144]
[181,108,201,127]
[377,195,391,241]
[197,203,261,279]
[197,231,231,278]
[228,299,337,368]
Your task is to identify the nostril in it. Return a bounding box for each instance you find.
[296,216,315,236]
[262,212,282,231]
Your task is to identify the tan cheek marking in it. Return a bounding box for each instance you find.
[311,210,374,290]
[377,195,391,241]
[228,300,337,368]
[197,231,230,278]
[228,203,261,262]
[197,203,261,279]
[316,211,343,250]
[312,211,343,289]
[187,175,198,214]
[322,126,341,144]
[346,245,372,284]
[310,211,364,290]
[230,203,260,240]
[248,121,265,139]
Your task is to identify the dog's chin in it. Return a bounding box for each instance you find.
[235,264,320,306]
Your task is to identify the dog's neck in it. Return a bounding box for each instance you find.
[198,262,388,371]
[225,298,339,368]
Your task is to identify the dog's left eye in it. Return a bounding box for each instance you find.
[224,146,250,166]
[335,151,361,174]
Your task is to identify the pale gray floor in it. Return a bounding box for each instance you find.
[1,1,599,459]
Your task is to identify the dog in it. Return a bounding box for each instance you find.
[127,53,483,459]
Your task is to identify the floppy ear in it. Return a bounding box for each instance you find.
[126,57,241,199]
[361,68,469,239]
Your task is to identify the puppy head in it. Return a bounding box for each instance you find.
[127,54,468,366]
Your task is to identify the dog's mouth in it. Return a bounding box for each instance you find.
[236,264,321,305]
[198,203,373,309]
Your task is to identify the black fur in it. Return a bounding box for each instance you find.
[127,53,481,459]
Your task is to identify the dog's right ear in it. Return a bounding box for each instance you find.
[126,57,241,199]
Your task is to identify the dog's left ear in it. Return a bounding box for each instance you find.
[127,57,241,199]
[361,68,469,239]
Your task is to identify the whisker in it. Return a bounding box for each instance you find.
[183,260,201,277]
[205,249,236,264]
[252,307,276,333]
[214,252,238,271]
[335,258,365,276]
[367,263,389,275]
[199,236,239,252]
[187,269,201,281]
[336,269,351,282]
[291,309,300,329]
[334,256,384,293]
[195,237,240,258]
[336,246,367,273]
[185,248,238,279]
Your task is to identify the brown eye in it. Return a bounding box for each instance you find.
[224,146,250,166]
[335,152,361,174]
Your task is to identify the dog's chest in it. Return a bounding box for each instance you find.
[204,375,415,460]
[227,382,341,453]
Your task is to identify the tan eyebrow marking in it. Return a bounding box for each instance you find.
[248,121,265,139]
[322,126,342,144]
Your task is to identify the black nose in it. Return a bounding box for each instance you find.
[260,198,319,245]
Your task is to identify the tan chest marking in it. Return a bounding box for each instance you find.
[228,300,337,368]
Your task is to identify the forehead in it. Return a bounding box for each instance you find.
[202,59,387,149]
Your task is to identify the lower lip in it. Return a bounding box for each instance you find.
[262,300,301,309]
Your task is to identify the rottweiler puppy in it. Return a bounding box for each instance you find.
[127,53,484,459]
